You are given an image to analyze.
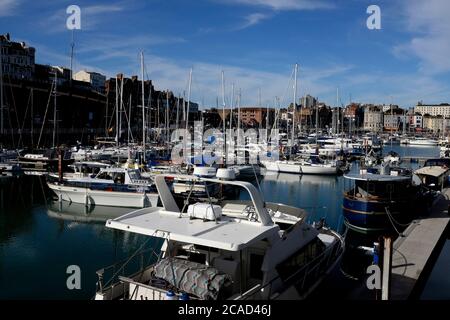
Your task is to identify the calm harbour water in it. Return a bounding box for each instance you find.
[0,145,448,299]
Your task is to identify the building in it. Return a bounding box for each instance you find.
[0,33,35,81]
[409,112,423,130]
[300,95,317,109]
[383,107,406,131]
[423,115,445,133]
[74,70,106,93]
[344,103,364,130]
[415,103,450,117]
[363,105,383,132]
[225,107,275,128]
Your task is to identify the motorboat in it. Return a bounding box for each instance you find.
[261,156,338,175]
[342,165,424,233]
[400,137,438,146]
[94,175,344,300]
[47,167,159,208]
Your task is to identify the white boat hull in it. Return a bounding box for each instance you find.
[48,183,159,208]
[262,161,338,175]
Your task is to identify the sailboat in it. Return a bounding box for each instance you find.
[261,64,339,175]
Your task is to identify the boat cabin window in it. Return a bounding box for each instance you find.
[276,238,325,282]
[112,173,126,184]
[96,172,113,180]
[128,170,142,180]
[249,253,264,280]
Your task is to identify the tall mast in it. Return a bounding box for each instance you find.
[166,89,169,148]
[31,88,34,148]
[336,87,339,136]
[141,52,146,162]
[237,89,241,131]
[119,75,124,143]
[315,102,319,145]
[0,40,3,137]
[291,63,298,149]
[230,83,234,132]
[115,76,119,147]
[128,94,132,144]
[185,68,192,163]
[52,71,57,148]
[176,93,180,131]
[221,70,226,165]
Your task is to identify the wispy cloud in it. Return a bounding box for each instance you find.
[0,0,19,16]
[236,13,271,30]
[394,0,450,74]
[40,32,351,106]
[219,0,334,11]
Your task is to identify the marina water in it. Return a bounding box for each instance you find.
[0,145,448,299]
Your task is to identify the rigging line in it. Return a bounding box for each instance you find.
[37,81,55,149]
[4,93,16,148]
[6,74,23,144]
[121,94,135,143]
[17,88,33,148]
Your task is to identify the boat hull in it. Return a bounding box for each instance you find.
[342,196,413,233]
[48,183,159,208]
[262,161,338,175]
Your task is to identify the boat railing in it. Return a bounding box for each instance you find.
[343,190,411,202]
[236,232,344,300]
[95,245,162,299]
[118,276,200,300]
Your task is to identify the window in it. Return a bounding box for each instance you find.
[96,172,112,180]
[276,239,325,282]
[112,173,126,184]
[249,253,264,280]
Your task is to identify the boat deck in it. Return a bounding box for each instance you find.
[105,207,279,251]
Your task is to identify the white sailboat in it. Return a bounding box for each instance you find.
[261,64,339,175]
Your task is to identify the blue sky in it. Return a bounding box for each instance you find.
[1,0,450,109]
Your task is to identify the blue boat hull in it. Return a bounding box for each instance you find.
[342,196,413,232]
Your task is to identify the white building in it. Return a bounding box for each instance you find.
[415,104,450,117]
[74,70,106,93]
[410,113,423,129]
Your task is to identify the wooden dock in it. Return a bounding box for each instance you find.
[390,188,450,299]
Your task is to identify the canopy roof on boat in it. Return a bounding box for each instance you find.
[105,208,279,251]
[414,166,450,178]
[344,173,410,182]
[104,174,280,251]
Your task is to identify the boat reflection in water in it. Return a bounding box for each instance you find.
[46,200,134,224]
[260,169,342,230]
